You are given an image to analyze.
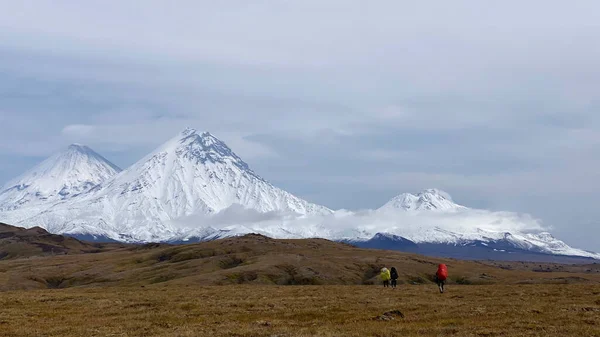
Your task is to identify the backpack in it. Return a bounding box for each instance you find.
[390,267,398,280]
[436,264,448,281]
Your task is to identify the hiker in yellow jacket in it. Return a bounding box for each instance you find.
[380,267,391,287]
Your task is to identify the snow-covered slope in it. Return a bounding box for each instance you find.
[8,128,331,242]
[0,144,121,212]
[378,189,466,211]
[101,128,330,215]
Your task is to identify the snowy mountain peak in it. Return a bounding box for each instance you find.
[173,128,251,173]
[420,188,452,200]
[65,143,113,161]
[0,144,121,211]
[379,188,466,211]
[178,127,213,141]
[180,127,197,137]
[106,128,328,216]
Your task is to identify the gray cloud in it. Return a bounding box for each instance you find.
[0,1,599,251]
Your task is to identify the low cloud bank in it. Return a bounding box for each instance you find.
[171,205,548,242]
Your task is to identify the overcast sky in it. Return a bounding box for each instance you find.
[1,1,599,251]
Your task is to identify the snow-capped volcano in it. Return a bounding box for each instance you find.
[99,127,331,216]
[5,128,331,241]
[0,144,121,212]
[378,188,466,211]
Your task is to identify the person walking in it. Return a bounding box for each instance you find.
[390,267,399,288]
[435,264,448,293]
[380,267,391,287]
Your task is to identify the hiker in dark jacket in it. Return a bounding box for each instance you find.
[390,267,399,288]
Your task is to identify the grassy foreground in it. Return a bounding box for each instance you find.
[1,284,599,337]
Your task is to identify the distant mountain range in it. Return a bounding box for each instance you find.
[0,127,598,262]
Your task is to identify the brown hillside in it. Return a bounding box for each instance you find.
[0,222,126,260]
[1,232,599,291]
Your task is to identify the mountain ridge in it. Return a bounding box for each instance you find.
[0,128,597,261]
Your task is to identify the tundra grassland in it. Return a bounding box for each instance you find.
[1,284,599,337]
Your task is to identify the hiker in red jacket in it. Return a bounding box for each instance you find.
[435,264,448,293]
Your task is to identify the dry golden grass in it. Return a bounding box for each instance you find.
[1,284,599,337]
